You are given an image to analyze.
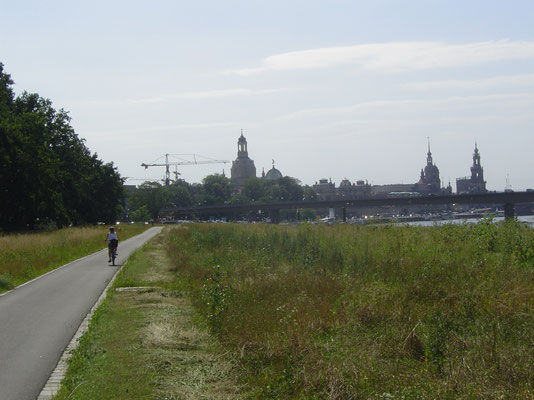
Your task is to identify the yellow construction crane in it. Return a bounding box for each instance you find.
[141,154,229,185]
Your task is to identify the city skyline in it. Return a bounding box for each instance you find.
[2,1,534,190]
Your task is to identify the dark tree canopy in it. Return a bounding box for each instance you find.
[0,63,124,231]
[124,174,318,222]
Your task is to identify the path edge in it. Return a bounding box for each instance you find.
[36,237,150,399]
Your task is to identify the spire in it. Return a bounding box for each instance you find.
[471,142,483,181]
[426,137,433,166]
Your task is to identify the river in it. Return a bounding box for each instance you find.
[400,215,534,227]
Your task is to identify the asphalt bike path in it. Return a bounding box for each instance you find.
[0,227,163,400]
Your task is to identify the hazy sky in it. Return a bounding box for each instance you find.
[2,0,534,190]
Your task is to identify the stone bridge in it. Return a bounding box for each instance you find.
[162,191,534,223]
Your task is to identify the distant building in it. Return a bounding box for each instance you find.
[311,140,457,202]
[338,178,372,198]
[262,160,283,181]
[456,143,487,194]
[416,141,442,194]
[313,178,337,200]
[230,131,256,190]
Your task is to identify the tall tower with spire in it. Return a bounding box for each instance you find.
[456,143,487,194]
[231,130,256,190]
[417,138,441,194]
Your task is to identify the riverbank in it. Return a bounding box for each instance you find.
[54,221,534,398]
[166,221,534,398]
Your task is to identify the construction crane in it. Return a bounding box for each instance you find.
[141,154,229,185]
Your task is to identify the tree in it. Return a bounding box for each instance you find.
[0,63,125,230]
[199,174,232,205]
[262,176,304,202]
[130,205,151,222]
[303,185,318,201]
[242,177,265,202]
[299,208,317,221]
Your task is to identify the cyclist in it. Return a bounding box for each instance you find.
[105,227,119,262]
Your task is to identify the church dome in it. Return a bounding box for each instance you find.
[339,178,352,187]
[265,166,283,180]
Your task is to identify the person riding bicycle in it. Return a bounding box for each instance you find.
[105,227,119,262]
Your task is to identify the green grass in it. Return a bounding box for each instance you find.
[0,224,149,292]
[54,232,242,400]
[165,220,534,399]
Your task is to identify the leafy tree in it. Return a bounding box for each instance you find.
[261,176,304,202]
[130,205,151,222]
[126,181,194,220]
[303,185,318,201]
[299,208,317,221]
[127,182,165,219]
[0,63,124,230]
[163,184,192,208]
[198,174,232,205]
[242,177,266,202]
[230,193,250,205]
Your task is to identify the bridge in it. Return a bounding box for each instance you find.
[162,191,534,223]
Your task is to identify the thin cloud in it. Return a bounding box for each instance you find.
[88,88,292,105]
[228,40,534,75]
[88,121,246,136]
[128,88,292,104]
[403,73,534,90]
[280,93,534,120]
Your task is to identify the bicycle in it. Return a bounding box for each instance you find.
[109,238,119,266]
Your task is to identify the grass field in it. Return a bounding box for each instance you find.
[165,221,534,399]
[0,224,149,292]
[54,233,242,400]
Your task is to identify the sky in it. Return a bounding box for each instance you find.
[2,0,534,190]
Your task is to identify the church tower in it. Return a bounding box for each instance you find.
[417,139,441,194]
[471,143,484,183]
[231,130,256,190]
[456,143,487,194]
[469,143,486,192]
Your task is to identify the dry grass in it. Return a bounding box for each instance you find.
[0,225,148,290]
[166,222,534,399]
[55,230,243,400]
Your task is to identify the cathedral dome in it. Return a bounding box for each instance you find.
[339,178,352,187]
[265,166,283,180]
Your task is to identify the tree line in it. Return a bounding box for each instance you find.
[0,63,124,231]
[127,174,318,221]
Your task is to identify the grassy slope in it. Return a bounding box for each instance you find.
[0,225,149,292]
[165,221,534,399]
[54,231,243,400]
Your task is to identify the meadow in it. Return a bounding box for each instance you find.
[0,224,149,292]
[166,220,534,399]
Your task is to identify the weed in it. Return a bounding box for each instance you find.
[0,225,149,291]
[165,221,534,398]
[0,273,13,290]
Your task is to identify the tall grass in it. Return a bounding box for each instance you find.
[166,221,534,399]
[0,225,149,291]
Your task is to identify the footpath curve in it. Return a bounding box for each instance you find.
[0,227,163,400]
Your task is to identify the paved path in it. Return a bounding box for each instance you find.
[0,227,163,400]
